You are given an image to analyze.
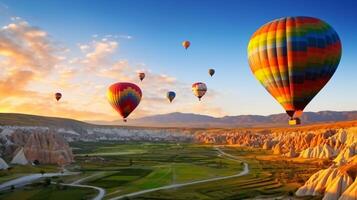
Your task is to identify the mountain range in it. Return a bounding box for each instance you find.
[1,111,357,129]
[87,110,357,128]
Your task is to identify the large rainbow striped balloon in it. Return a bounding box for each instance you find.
[107,82,142,122]
[248,16,341,123]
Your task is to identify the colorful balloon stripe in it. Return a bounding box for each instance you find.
[107,82,142,120]
[248,16,341,118]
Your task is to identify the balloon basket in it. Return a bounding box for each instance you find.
[288,118,301,125]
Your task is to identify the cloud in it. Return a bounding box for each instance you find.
[0,21,60,73]
[0,17,226,121]
[0,19,61,101]
[79,38,118,70]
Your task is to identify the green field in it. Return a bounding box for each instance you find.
[0,164,60,183]
[131,146,323,200]
[70,142,245,198]
[0,184,97,200]
[0,142,323,200]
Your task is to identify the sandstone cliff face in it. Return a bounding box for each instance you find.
[339,178,357,200]
[0,129,73,166]
[284,147,298,158]
[23,131,74,165]
[296,156,357,200]
[195,127,357,156]
[334,143,356,165]
[299,144,337,159]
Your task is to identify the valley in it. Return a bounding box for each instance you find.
[0,114,356,199]
[0,141,323,200]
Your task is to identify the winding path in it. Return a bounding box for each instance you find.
[0,172,78,191]
[0,171,105,200]
[0,147,247,200]
[108,147,249,200]
[64,172,106,200]
[62,182,105,200]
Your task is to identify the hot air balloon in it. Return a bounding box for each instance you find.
[166,91,176,103]
[208,69,215,77]
[247,16,341,125]
[138,72,145,82]
[192,82,207,101]
[55,93,62,101]
[182,40,190,50]
[107,82,142,122]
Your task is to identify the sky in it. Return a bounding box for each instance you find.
[0,0,356,121]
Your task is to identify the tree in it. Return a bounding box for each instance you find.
[40,170,45,176]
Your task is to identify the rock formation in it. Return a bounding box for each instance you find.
[339,178,357,200]
[334,143,356,165]
[262,140,272,150]
[23,131,74,165]
[1,129,74,166]
[299,144,337,159]
[272,144,282,155]
[195,125,357,200]
[10,147,28,165]
[285,147,298,158]
[0,157,9,170]
[296,156,357,199]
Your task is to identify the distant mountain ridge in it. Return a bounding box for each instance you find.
[90,110,357,128]
[1,111,357,128]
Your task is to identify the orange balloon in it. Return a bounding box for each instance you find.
[182,41,190,49]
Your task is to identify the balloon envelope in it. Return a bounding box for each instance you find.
[138,72,145,81]
[55,93,62,101]
[107,82,142,121]
[208,69,215,77]
[247,16,341,121]
[166,91,176,103]
[192,82,207,101]
[182,41,190,49]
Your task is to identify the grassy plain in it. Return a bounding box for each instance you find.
[0,141,323,200]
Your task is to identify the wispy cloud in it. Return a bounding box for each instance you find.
[0,17,226,121]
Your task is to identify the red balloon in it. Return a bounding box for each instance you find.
[107,82,142,122]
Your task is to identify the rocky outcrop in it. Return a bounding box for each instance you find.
[195,125,357,200]
[296,167,338,196]
[0,157,9,170]
[284,147,298,158]
[339,178,357,200]
[323,172,353,200]
[262,140,272,150]
[299,144,337,159]
[1,129,73,166]
[296,156,357,199]
[10,147,28,165]
[23,131,74,165]
[272,144,282,155]
[334,143,356,165]
[331,128,357,147]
